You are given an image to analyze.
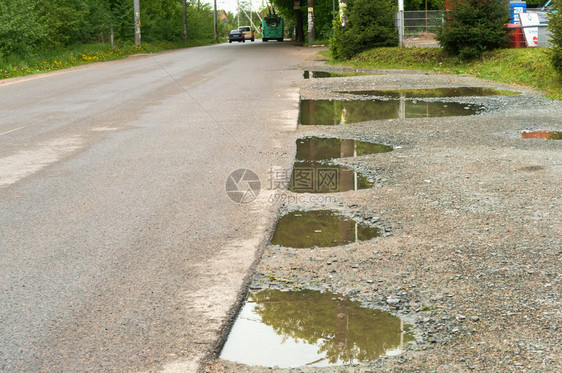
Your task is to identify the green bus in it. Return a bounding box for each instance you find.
[262,13,284,42]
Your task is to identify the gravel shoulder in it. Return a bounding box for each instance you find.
[205,57,562,372]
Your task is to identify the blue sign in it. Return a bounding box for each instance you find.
[510,1,527,24]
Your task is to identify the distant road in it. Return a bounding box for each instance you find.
[0,41,308,372]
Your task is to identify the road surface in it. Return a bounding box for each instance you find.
[0,41,311,372]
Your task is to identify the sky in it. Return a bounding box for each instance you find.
[203,0,267,14]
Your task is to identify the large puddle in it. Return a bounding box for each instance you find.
[271,210,380,248]
[304,71,374,79]
[336,87,519,98]
[220,289,415,368]
[296,137,393,161]
[300,99,484,125]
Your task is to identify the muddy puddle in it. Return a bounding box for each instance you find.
[270,210,380,248]
[220,289,415,368]
[288,137,388,193]
[289,161,373,193]
[336,87,519,98]
[304,71,374,79]
[296,137,393,161]
[521,130,562,140]
[300,99,484,125]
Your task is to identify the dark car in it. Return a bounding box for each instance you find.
[229,30,245,43]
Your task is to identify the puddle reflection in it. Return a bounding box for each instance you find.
[296,137,392,161]
[300,99,484,125]
[220,289,415,368]
[271,210,380,248]
[522,130,562,140]
[289,161,373,193]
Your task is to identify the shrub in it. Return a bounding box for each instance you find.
[436,0,510,61]
[549,1,562,75]
[330,0,398,60]
[0,0,47,57]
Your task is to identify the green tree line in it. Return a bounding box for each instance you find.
[0,0,229,58]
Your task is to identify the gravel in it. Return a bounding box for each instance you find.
[206,60,561,373]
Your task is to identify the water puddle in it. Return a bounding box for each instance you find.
[271,210,380,248]
[296,137,393,161]
[304,71,374,79]
[300,99,484,125]
[521,130,562,140]
[336,87,519,98]
[289,161,373,193]
[220,289,415,368]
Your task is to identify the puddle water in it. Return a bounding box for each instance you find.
[336,87,519,98]
[296,137,393,161]
[270,210,380,248]
[289,161,373,193]
[300,99,484,125]
[521,130,562,140]
[304,71,374,79]
[220,289,415,368]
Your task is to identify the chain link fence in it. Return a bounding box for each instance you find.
[396,10,551,48]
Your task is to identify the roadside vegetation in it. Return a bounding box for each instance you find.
[322,47,562,100]
[0,41,213,80]
[436,0,510,60]
[0,0,237,80]
[549,0,562,75]
[329,0,398,60]
[322,0,562,99]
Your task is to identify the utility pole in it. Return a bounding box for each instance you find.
[398,0,404,47]
[308,0,316,43]
[214,0,218,40]
[182,0,188,40]
[134,0,141,46]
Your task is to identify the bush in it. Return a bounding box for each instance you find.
[436,0,510,61]
[0,0,47,57]
[330,0,398,60]
[549,1,562,75]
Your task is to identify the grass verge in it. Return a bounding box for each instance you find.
[0,40,216,80]
[322,47,562,100]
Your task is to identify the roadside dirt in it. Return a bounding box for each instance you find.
[205,54,561,372]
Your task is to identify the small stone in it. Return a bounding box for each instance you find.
[387,296,400,305]
[471,316,480,322]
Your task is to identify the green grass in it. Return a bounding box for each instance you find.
[0,40,216,80]
[322,47,562,100]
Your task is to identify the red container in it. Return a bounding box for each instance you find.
[507,24,525,48]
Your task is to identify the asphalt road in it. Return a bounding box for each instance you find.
[0,41,309,372]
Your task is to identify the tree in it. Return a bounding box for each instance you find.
[549,0,562,75]
[0,0,47,57]
[436,0,510,61]
[330,0,398,60]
